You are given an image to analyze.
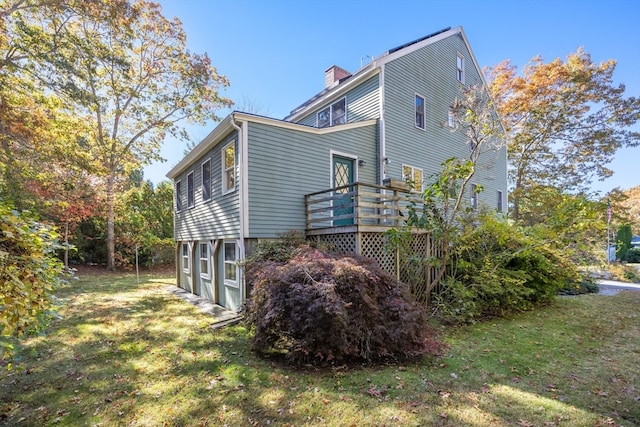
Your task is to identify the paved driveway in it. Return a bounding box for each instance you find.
[597,280,640,296]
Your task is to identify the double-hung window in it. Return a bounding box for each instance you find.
[317,97,346,128]
[224,241,238,287]
[402,165,424,192]
[201,159,211,202]
[222,141,236,194]
[182,243,190,272]
[199,242,210,278]
[175,180,183,212]
[471,183,478,210]
[448,110,456,128]
[187,172,195,208]
[415,94,425,130]
[456,53,465,83]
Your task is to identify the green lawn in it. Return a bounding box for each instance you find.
[1,271,639,426]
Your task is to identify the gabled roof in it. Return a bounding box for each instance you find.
[165,112,377,179]
[284,26,483,122]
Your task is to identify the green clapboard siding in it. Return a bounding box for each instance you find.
[383,32,507,209]
[247,121,378,238]
[174,131,241,241]
[295,75,380,126]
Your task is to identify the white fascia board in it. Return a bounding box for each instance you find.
[284,67,381,122]
[166,115,233,179]
[166,112,378,180]
[285,27,462,123]
[378,26,461,67]
[233,112,377,134]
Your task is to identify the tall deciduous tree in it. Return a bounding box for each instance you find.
[486,49,640,221]
[8,0,232,269]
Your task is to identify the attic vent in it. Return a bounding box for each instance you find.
[325,65,351,89]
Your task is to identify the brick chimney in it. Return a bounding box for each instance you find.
[325,65,351,89]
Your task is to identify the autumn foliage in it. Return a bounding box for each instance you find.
[244,244,444,365]
[0,200,67,363]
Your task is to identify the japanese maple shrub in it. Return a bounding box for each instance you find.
[244,243,444,365]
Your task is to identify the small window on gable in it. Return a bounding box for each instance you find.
[456,53,465,83]
[471,183,478,210]
[175,180,183,212]
[222,141,236,194]
[182,242,190,272]
[402,164,424,192]
[201,159,211,202]
[415,94,425,130]
[497,190,503,213]
[224,241,238,287]
[187,172,194,208]
[317,97,347,128]
[199,242,210,278]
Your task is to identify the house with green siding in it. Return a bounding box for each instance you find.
[166,26,507,311]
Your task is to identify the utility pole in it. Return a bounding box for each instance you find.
[606,199,611,263]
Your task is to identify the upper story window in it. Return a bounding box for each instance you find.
[470,183,478,209]
[317,97,346,128]
[456,53,465,83]
[402,164,424,192]
[175,180,183,212]
[415,94,425,130]
[222,141,236,194]
[201,159,211,202]
[497,190,503,213]
[448,110,456,128]
[187,171,195,208]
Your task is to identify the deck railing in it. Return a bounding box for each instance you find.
[305,182,424,230]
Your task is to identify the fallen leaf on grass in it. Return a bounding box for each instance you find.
[366,385,382,397]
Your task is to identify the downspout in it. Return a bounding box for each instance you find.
[379,63,387,183]
[230,115,247,307]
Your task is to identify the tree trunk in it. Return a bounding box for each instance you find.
[106,174,116,271]
[64,220,69,268]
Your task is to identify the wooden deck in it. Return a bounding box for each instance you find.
[305,181,423,236]
[305,181,440,303]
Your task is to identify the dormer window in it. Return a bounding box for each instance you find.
[317,97,346,128]
[456,53,465,83]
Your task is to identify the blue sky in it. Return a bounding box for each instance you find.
[147,0,640,196]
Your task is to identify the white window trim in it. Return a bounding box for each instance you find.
[331,97,346,126]
[175,179,183,212]
[199,241,211,279]
[415,93,426,130]
[329,150,359,187]
[223,240,239,288]
[497,190,503,213]
[222,140,236,195]
[182,242,191,273]
[187,171,195,209]
[457,53,465,83]
[402,164,424,192]
[317,97,347,128]
[201,158,212,203]
[471,183,478,210]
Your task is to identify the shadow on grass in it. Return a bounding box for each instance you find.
[2,275,639,426]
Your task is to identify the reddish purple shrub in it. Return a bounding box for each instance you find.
[244,247,444,365]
